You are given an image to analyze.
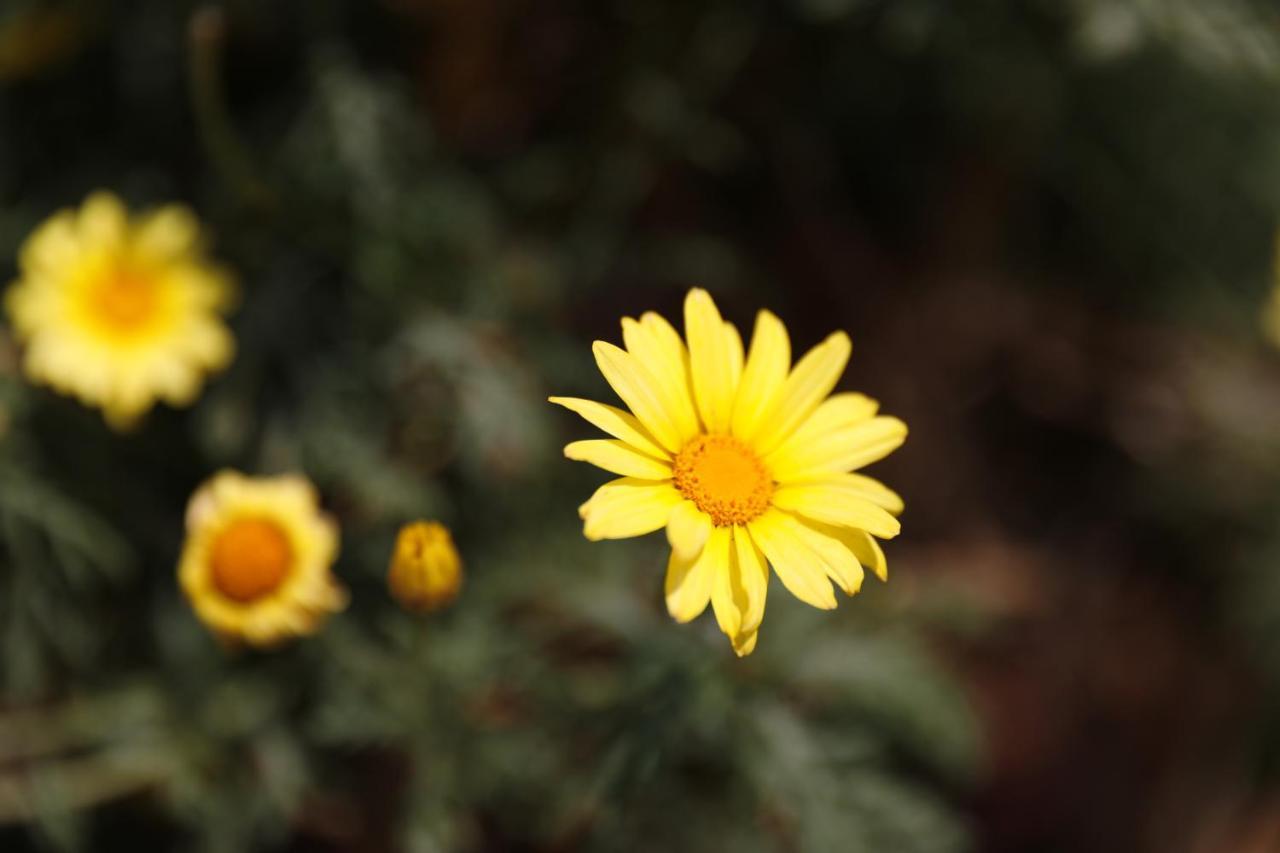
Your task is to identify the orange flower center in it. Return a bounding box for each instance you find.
[209,517,293,603]
[87,266,159,336]
[672,435,773,527]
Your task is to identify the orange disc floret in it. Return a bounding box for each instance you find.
[209,517,293,603]
[672,435,773,527]
[85,266,161,337]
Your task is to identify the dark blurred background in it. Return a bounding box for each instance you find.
[4,1,1280,851]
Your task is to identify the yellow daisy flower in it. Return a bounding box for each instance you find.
[178,471,347,647]
[552,288,907,656]
[387,520,463,612]
[4,191,235,428]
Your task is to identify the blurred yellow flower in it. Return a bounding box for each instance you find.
[4,191,235,429]
[553,288,906,656]
[388,521,463,612]
[179,471,346,647]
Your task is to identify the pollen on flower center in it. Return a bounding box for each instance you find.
[209,517,293,603]
[88,267,159,334]
[673,434,774,527]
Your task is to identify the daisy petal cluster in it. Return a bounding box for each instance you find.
[554,288,906,656]
[4,191,235,428]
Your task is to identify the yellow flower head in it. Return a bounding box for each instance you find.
[4,192,236,428]
[178,471,347,647]
[387,521,463,612]
[552,289,907,656]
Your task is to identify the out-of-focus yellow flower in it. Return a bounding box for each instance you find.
[4,192,235,429]
[179,471,346,647]
[552,288,906,656]
[388,521,463,612]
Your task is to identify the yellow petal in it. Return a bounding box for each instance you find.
[730,310,790,441]
[732,628,759,657]
[767,392,879,459]
[751,331,852,455]
[768,416,907,482]
[705,527,740,637]
[782,514,865,595]
[804,520,889,582]
[684,288,739,433]
[849,529,888,581]
[621,313,700,441]
[724,320,744,390]
[19,211,79,277]
[734,525,769,633]
[580,478,683,541]
[564,439,673,480]
[625,313,694,385]
[666,500,712,560]
[664,532,717,623]
[78,191,127,248]
[771,484,901,539]
[134,205,200,260]
[712,527,770,651]
[747,509,836,610]
[548,396,669,459]
[776,472,904,515]
[591,341,688,453]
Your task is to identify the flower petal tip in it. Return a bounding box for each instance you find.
[731,631,759,657]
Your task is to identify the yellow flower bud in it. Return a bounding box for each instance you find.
[388,521,462,612]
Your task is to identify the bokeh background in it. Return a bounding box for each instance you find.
[3,1,1280,851]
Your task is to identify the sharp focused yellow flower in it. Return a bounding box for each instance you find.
[4,192,236,428]
[388,521,463,612]
[178,471,347,647]
[552,289,906,656]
